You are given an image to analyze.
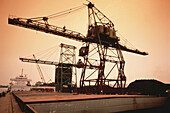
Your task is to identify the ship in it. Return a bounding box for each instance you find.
[10,69,32,91]
[12,91,169,113]
[11,79,170,113]
[9,69,55,92]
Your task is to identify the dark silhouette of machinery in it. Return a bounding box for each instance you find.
[8,2,148,94]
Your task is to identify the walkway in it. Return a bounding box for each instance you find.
[0,92,23,113]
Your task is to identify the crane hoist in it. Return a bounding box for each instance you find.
[8,2,148,94]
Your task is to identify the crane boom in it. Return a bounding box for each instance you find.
[19,57,100,69]
[8,17,86,42]
[8,17,148,55]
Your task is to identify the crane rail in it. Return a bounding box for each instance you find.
[9,17,148,55]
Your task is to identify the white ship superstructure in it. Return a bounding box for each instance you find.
[10,70,31,91]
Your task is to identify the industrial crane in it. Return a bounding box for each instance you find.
[8,2,148,94]
[33,54,46,84]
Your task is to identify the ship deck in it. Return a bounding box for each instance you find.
[13,91,153,103]
[11,91,169,113]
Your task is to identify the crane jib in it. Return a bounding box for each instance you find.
[8,18,148,55]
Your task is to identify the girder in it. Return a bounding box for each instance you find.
[19,57,100,69]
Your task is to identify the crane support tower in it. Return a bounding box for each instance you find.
[9,2,148,94]
[79,2,126,93]
[56,43,77,92]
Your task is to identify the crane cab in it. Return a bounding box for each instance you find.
[87,25,120,44]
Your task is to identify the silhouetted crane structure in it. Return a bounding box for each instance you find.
[8,2,148,94]
[33,54,46,84]
[56,43,77,92]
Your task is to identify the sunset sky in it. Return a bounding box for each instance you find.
[0,0,170,86]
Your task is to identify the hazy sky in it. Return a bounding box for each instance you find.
[0,0,170,86]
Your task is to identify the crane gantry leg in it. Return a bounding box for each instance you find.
[79,2,126,94]
[55,43,77,92]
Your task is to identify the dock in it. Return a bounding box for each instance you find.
[0,92,23,113]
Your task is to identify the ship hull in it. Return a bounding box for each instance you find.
[12,92,168,113]
[27,96,167,113]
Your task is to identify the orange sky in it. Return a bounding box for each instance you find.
[0,0,170,86]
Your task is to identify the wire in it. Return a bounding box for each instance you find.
[40,65,52,83]
[117,31,136,50]
[38,46,58,60]
[24,45,58,61]
[47,5,86,19]
[20,5,86,22]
